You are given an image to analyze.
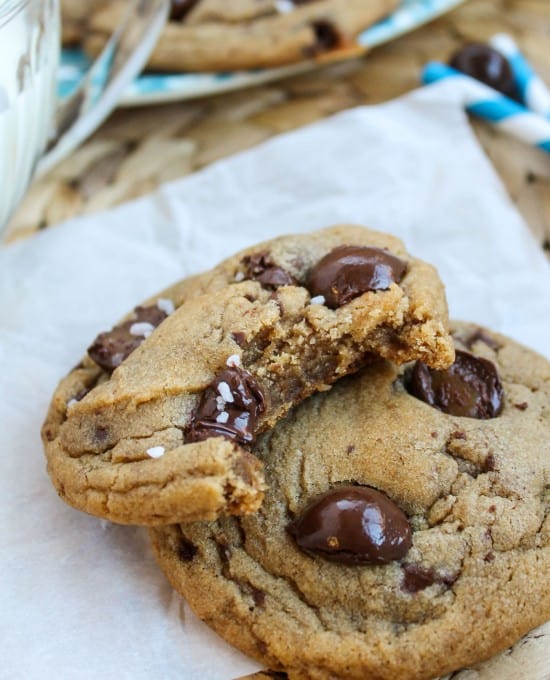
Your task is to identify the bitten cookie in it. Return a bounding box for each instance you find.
[84,0,399,72]
[42,225,454,526]
[150,322,550,680]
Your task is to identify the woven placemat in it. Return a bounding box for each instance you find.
[4,0,550,253]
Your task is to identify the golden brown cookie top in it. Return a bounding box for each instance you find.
[42,225,453,526]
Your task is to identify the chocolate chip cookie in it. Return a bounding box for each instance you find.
[150,322,550,679]
[42,225,454,526]
[84,0,399,72]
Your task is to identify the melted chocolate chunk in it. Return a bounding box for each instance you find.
[169,0,199,22]
[186,366,266,445]
[402,564,457,593]
[307,246,407,309]
[87,304,168,372]
[289,486,412,565]
[241,253,296,289]
[407,350,504,419]
[450,44,517,100]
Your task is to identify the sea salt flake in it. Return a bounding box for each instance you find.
[146,446,165,459]
[217,381,234,403]
[226,354,241,367]
[216,396,226,410]
[234,271,245,282]
[216,412,229,424]
[276,0,295,13]
[130,322,155,337]
[157,298,175,315]
[66,398,78,408]
[310,295,326,305]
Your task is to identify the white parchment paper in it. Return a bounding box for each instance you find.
[1,80,549,680]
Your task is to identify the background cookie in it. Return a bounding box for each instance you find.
[84,0,400,72]
[150,322,550,679]
[42,225,453,526]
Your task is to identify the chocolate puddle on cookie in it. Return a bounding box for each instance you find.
[406,350,504,419]
[186,365,266,446]
[288,486,412,566]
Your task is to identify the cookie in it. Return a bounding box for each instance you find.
[149,322,550,679]
[42,225,454,526]
[84,0,399,73]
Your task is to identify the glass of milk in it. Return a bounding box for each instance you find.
[0,0,169,236]
[0,0,60,231]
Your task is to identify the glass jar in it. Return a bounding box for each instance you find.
[0,0,60,229]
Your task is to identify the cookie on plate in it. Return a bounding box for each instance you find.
[42,225,454,526]
[150,322,550,679]
[84,0,400,73]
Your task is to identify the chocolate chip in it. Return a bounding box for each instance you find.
[241,253,296,289]
[177,537,198,562]
[462,327,502,351]
[304,20,341,57]
[250,586,266,607]
[402,564,457,593]
[186,366,266,445]
[88,304,168,372]
[406,350,504,419]
[449,44,518,100]
[43,426,55,442]
[169,0,199,22]
[94,426,109,443]
[307,246,407,309]
[231,331,247,347]
[289,486,412,565]
[485,453,496,472]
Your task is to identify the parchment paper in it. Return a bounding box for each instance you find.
[1,80,549,680]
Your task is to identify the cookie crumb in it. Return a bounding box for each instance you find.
[514,402,528,411]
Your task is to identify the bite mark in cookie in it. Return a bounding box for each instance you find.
[43,225,454,526]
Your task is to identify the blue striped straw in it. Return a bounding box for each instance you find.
[422,62,550,155]
[489,33,550,119]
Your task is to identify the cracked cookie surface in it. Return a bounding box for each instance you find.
[42,225,453,526]
[84,0,399,72]
[150,322,550,679]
